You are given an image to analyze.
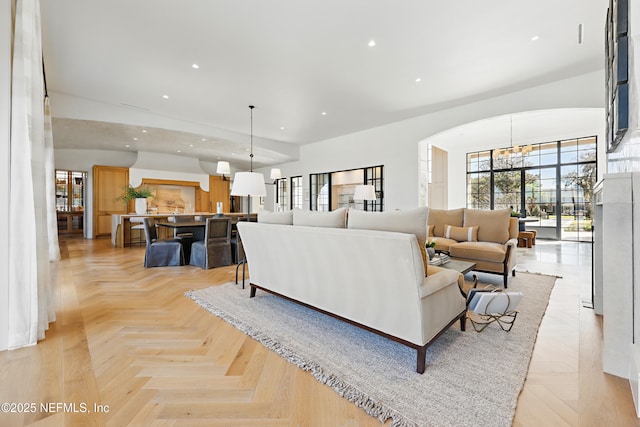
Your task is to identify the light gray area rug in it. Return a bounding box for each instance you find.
[186,272,555,427]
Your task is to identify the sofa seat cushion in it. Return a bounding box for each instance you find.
[432,237,458,253]
[449,241,507,263]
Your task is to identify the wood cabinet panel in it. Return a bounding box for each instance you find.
[93,165,129,237]
[209,176,230,213]
[195,187,210,213]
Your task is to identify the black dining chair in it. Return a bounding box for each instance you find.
[231,216,257,287]
[189,217,232,269]
[143,218,185,267]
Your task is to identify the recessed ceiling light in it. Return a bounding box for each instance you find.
[415,78,422,83]
[189,144,193,147]
[192,63,199,69]
[201,138,206,141]
[531,36,539,41]
[162,94,169,99]
[368,40,376,47]
[133,137,138,141]
[280,126,285,130]
[321,111,327,116]
[141,129,147,133]
[231,152,236,156]
[177,150,181,153]
[125,144,130,148]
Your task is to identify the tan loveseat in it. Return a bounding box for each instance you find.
[427,208,519,288]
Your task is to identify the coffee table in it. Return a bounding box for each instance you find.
[438,259,476,275]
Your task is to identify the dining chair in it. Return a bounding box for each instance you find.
[143,217,185,267]
[231,216,257,287]
[189,217,232,269]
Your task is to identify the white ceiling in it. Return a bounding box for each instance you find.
[41,0,608,170]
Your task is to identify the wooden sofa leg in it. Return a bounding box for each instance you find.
[416,346,427,374]
[460,312,466,332]
[249,284,257,298]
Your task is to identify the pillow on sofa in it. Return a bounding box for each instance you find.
[444,224,478,242]
[463,208,510,243]
[293,207,347,228]
[348,207,429,273]
[258,209,293,225]
[428,208,465,238]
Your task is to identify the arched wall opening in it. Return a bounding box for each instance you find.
[418,108,606,209]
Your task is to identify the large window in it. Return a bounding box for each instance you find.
[310,166,384,211]
[275,178,288,211]
[466,137,597,241]
[290,176,303,209]
[364,165,384,212]
[310,173,330,211]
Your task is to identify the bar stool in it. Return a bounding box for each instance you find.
[517,231,534,248]
[128,217,146,247]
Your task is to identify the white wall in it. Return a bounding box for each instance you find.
[0,0,13,351]
[599,1,640,382]
[258,71,605,211]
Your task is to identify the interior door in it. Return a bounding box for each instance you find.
[93,165,129,237]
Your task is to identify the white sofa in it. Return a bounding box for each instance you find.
[237,221,466,374]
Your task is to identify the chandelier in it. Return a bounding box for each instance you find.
[492,144,534,159]
[492,116,533,159]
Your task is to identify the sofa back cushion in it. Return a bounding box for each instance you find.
[444,224,479,242]
[258,209,293,225]
[463,208,511,243]
[428,208,464,238]
[293,207,347,228]
[348,207,429,272]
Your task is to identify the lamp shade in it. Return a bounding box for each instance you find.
[270,168,282,180]
[216,161,230,175]
[353,184,376,201]
[230,172,266,197]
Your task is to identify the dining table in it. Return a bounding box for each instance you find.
[157,221,206,263]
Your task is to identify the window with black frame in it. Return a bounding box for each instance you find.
[466,136,597,241]
[275,178,288,211]
[364,165,384,211]
[290,176,303,209]
[309,173,330,211]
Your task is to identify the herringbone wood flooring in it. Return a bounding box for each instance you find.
[0,237,638,426]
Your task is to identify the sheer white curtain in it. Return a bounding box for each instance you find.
[44,97,60,262]
[8,0,56,348]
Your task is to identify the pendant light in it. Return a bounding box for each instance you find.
[230,106,266,216]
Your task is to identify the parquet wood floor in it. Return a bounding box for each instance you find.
[0,237,637,426]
